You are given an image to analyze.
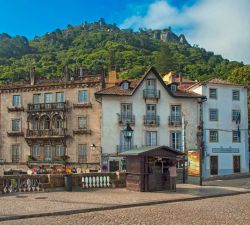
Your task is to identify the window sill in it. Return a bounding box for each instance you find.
[8,107,24,112]
[73,103,92,108]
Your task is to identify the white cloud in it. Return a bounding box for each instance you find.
[120,0,250,64]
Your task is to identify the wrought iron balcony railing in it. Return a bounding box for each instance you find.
[26,129,67,138]
[116,145,137,153]
[143,89,160,99]
[168,115,182,126]
[117,114,135,125]
[143,115,160,126]
[27,102,66,112]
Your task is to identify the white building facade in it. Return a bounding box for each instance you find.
[96,67,203,172]
[190,80,249,178]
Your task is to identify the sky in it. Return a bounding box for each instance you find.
[0,0,249,64]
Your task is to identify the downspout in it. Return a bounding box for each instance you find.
[198,96,207,186]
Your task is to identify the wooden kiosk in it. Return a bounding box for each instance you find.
[120,146,185,192]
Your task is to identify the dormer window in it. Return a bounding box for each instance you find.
[121,81,129,90]
[171,84,177,92]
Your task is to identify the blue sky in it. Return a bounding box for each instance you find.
[0,0,196,38]
[0,0,249,63]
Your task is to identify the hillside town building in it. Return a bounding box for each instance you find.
[0,66,248,180]
[0,68,103,175]
[96,67,205,172]
[189,80,249,178]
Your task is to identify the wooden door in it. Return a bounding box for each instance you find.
[233,156,241,173]
[210,156,218,175]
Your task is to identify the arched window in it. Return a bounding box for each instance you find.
[40,116,50,130]
[53,115,63,129]
[31,117,39,130]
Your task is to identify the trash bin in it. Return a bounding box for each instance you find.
[64,174,72,191]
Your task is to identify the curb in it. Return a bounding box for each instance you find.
[1,190,250,222]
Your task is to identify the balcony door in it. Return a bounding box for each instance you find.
[44,93,53,109]
[146,104,156,117]
[146,79,156,90]
[44,145,52,161]
[146,79,156,97]
[120,130,133,152]
[33,94,41,110]
[171,105,181,121]
[121,104,132,123]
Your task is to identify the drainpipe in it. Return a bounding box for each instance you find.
[197,97,207,186]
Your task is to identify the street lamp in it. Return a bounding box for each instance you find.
[123,123,134,140]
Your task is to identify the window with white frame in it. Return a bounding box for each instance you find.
[44,145,52,161]
[78,144,87,163]
[209,130,218,142]
[56,92,64,102]
[56,145,64,157]
[78,117,87,129]
[209,88,217,99]
[121,82,129,90]
[209,109,218,121]
[170,131,182,150]
[32,145,40,157]
[146,131,157,146]
[12,144,20,163]
[12,95,21,107]
[12,119,21,131]
[33,94,41,104]
[232,130,241,142]
[78,90,88,103]
[232,90,240,101]
[232,110,241,122]
[171,84,177,92]
[44,93,53,103]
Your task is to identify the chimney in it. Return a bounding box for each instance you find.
[64,66,70,82]
[108,67,117,84]
[101,69,106,89]
[179,73,182,85]
[30,67,35,85]
[79,67,83,78]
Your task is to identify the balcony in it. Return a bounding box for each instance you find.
[8,106,24,112]
[26,129,67,139]
[27,159,64,164]
[117,114,135,126]
[7,131,24,137]
[73,102,92,108]
[168,116,182,127]
[117,145,137,154]
[143,115,160,126]
[27,102,67,112]
[143,89,160,100]
[73,129,92,135]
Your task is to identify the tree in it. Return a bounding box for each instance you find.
[228,65,250,85]
[155,43,176,75]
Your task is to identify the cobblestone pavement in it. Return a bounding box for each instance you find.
[2,193,250,225]
[0,184,248,219]
[204,177,250,188]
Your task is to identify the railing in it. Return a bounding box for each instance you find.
[82,175,111,189]
[26,129,66,137]
[1,176,42,194]
[12,156,20,163]
[117,145,137,153]
[27,102,66,111]
[168,115,182,126]
[143,89,160,99]
[117,114,135,125]
[27,159,64,164]
[143,115,160,126]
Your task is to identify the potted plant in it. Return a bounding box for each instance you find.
[60,155,70,170]
[28,155,36,162]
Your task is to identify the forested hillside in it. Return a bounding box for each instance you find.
[0,19,247,83]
